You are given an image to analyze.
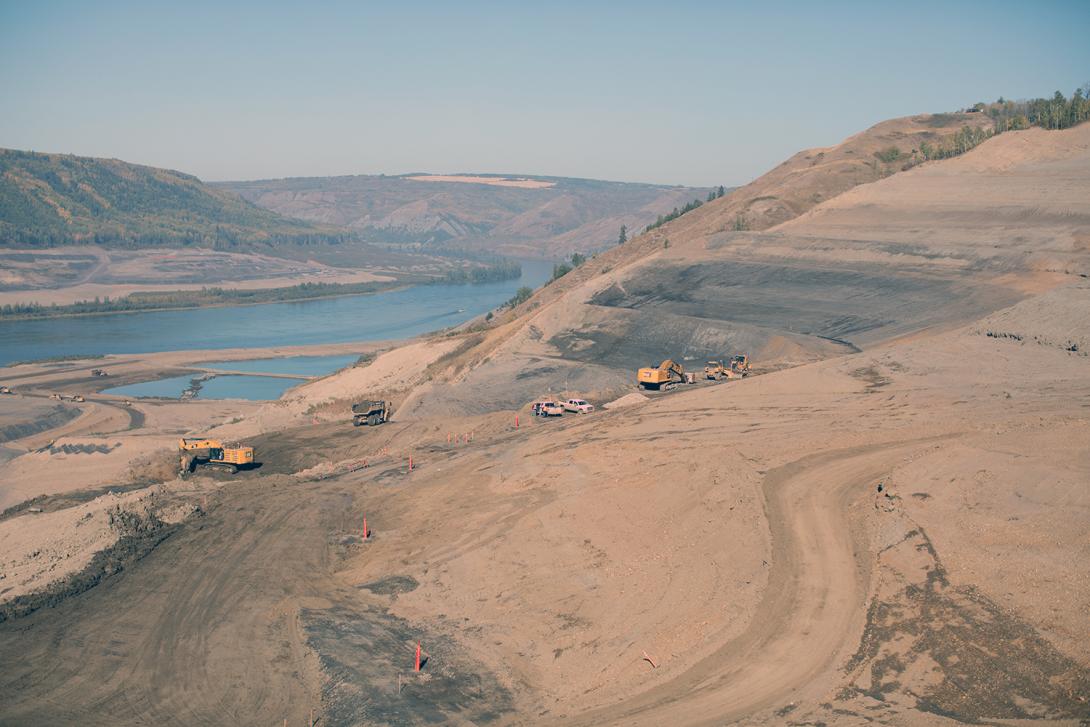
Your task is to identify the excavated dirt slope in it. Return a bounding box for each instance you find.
[1,122,1088,726]
[396,124,1087,420]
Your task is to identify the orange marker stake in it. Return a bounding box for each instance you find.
[414,642,422,672]
[515,414,519,429]
[363,514,369,540]
[408,455,413,472]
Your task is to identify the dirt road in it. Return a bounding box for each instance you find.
[0,471,509,726]
[573,439,933,725]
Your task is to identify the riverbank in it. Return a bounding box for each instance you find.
[0,260,524,321]
[0,334,428,511]
[0,259,552,366]
[0,279,411,321]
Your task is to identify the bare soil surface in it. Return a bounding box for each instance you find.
[0,473,510,726]
[1,122,1088,726]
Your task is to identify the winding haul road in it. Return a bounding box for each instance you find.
[0,402,939,726]
[577,439,935,726]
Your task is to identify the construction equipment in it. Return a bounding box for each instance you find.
[90,369,108,377]
[178,438,255,475]
[0,386,12,395]
[705,360,741,381]
[704,361,726,380]
[352,400,390,427]
[730,355,751,376]
[638,359,687,390]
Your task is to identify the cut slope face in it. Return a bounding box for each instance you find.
[777,124,1090,277]
[341,125,1090,725]
[0,149,344,247]
[399,120,1086,418]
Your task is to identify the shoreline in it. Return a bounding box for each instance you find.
[0,267,526,322]
[0,282,413,322]
[2,340,393,374]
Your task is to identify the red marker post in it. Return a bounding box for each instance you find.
[414,642,422,672]
[515,414,519,429]
[363,514,369,540]
[408,454,413,472]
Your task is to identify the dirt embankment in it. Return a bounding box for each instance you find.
[387,124,1089,422]
[0,402,79,442]
[3,301,1087,725]
[1,120,1088,726]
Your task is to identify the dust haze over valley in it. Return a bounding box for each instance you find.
[3,3,1090,726]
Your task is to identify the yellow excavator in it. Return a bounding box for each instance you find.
[637,359,687,390]
[178,438,255,475]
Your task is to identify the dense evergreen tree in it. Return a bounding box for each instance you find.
[644,197,704,232]
[504,286,533,308]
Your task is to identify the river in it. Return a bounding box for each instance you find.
[0,259,553,367]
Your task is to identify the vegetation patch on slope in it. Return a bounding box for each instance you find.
[0,149,349,248]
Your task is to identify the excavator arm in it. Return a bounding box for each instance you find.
[658,359,686,379]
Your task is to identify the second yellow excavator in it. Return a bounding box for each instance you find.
[178,438,255,475]
[637,359,687,390]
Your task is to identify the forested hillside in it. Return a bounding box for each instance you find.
[0,149,348,247]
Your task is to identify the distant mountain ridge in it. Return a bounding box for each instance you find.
[216,173,716,258]
[0,149,347,247]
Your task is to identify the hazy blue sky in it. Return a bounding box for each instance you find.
[2,1,1088,187]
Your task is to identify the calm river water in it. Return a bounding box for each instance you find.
[0,260,553,367]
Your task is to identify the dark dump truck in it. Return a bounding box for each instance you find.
[352,400,390,426]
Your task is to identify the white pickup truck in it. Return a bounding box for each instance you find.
[563,398,595,413]
[532,401,565,417]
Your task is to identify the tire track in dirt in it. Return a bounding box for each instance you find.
[572,437,942,726]
[0,468,513,726]
[0,479,325,726]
